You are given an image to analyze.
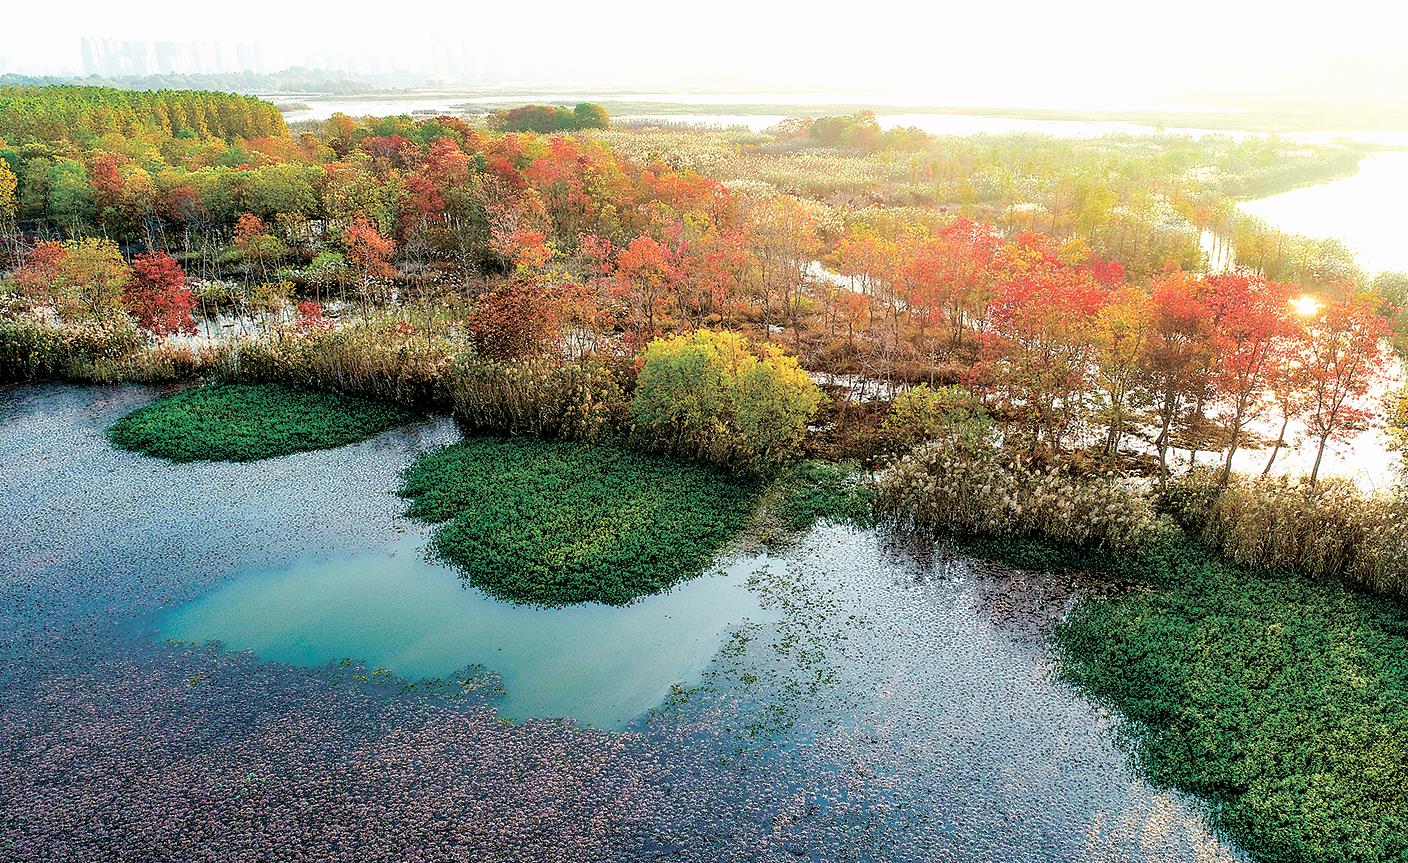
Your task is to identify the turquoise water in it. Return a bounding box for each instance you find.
[161,531,777,729]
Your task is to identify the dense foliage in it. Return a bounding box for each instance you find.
[489,103,610,133]
[107,382,411,462]
[630,329,823,472]
[1163,468,1408,599]
[1056,536,1408,863]
[0,85,286,144]
[398,436,760,605]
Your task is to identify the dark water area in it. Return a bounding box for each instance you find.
[0,383,1241,862]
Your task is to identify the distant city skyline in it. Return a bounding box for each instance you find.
[3,1,1406,115]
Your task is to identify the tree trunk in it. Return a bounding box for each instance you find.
[1261,414,1290,477]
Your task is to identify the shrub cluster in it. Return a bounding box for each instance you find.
[108,382,412,462]
[878,383,993,455]
[629,329,824,473]
[1163,468,1408,599]
[875,439,1157,553]
[398,436,759,606]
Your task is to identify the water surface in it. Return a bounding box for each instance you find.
[161,532,775,729]
[1239,151,1408,275]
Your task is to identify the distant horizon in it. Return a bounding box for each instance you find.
[4,0,1406,116]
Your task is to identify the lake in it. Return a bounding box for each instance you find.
[1238,150,1408,276]
[0,383,1236,861]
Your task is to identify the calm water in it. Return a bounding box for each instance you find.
[0,383,1237,860]
[162,532,777,729]
[1238,151,1408,275]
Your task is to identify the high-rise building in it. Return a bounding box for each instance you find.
[154,42,181,75]
[75,37,280,77]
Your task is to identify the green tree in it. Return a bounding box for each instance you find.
[46,159,96,230]
[572,103,610,130]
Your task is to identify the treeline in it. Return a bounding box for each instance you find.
[0,85,287,145]
[1,87,1403,491]
[488,103,611,134]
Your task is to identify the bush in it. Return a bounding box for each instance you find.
[399,436,759,605]
[107,382,412,462]
[879,383,992,455]
[1162,468,1408,599]
[630,329,823,473]
[876,439,1157,553]
[447,356,627,442]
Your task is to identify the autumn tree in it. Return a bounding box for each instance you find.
[14,238,131,323]
[345,216,396,315]
[977,234,1110,453]
[1299,291,1392,484]
[1140,266,1216,484]
[613,235,681,340]
[0,158,16,228]
[1205,273,1294,485]
[896,218,998,355]
[1091,284,1151,455]
[124,252,197,337]
[749,195,820,346]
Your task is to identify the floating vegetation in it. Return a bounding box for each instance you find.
[399,436,762,605]
[1055,536,1408,863]
[107,382,412,462]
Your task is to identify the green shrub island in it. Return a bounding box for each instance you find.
[398,436,762,606]
[107,382,412,462]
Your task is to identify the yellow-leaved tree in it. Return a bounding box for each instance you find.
[630,329,823,473]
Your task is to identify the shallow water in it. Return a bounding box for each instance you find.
[161,532,776,729]
[0,383,1239,861]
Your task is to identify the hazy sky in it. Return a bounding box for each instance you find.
[4,0,1406,111]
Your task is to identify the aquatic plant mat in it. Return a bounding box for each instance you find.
[399,437,762,605]
[108,382,412,462]
[1053,537,1408,863]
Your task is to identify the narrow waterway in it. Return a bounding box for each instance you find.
[1237,150,1408,276]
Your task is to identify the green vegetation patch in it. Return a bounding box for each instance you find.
[1055,539,1408,863]
[108,382,412,462]
[770,460,875,533]
[399,437,762,606]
